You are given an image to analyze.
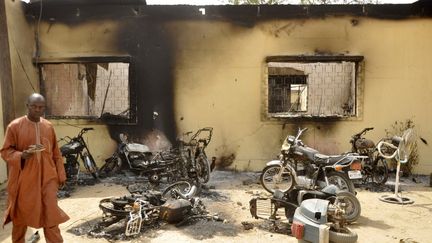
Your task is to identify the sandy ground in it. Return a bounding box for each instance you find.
[0,170,431,243]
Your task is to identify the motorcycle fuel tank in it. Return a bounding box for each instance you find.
[355,138,375,150]
[125,143,150,153]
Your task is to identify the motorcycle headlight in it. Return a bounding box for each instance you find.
[288,135,295,144]
[281,143,290,152]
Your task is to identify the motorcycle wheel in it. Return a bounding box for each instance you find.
[99,198,131,217]
[196,154,211,184]
[335,191,361,223]
[329,227,358,243]
[162,181,193,200]
[99,156,122,176]
[260,165,294,194]
[65,157,80,183]
[326,171,356,194]
[372,157,389,185]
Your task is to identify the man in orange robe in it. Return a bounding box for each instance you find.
[1,93,69,243]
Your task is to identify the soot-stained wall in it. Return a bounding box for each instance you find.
[27,1,177,152]
[22,1,432,173]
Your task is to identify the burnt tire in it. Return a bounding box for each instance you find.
[335,191,361,223]
[372,157,388,185]
[326,171,356,194]
[329,227,358,243]
[99,156,122,176]
[162,181,193,200]
[196,154,211,184]
[260,165,294,194]
[99,198,131,217]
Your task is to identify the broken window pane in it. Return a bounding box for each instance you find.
[267,61,358,118]
[41,62,130,120]
[290,84,307,112]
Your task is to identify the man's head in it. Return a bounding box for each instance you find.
[26,93,46,121]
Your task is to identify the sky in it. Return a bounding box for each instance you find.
[146,0,416,5]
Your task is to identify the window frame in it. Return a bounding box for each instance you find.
[264,55,364,120]
[36,56,137,125]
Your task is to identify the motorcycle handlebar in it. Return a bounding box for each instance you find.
[353,127,374,138]
[78,127,94,137]
[294,127,308,142]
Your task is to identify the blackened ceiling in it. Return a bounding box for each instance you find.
[26,0,432,23]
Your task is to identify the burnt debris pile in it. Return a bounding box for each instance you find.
[68,180,225,240]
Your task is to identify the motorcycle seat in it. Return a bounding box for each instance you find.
[314,154,351,165]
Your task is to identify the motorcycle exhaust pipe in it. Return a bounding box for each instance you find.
[177,185,198,200]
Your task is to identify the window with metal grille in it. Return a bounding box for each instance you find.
[39,58,136,124]
[266,56,363,118]
[268,75,308,113]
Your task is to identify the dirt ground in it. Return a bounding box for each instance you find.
[0,170,431,243]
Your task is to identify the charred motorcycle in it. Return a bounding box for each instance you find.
[98,181,221,237]
[173,127,214,184]
[260,128,367,194]
[350,127,389,184]
[100,133,176,184]
[59,127,98,181]
[100,127,214,184]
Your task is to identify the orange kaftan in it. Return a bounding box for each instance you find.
[1,116,69,228]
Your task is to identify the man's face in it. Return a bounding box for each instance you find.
[27,100,46,119]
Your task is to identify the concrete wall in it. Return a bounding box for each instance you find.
[0,0,40,183]
[167,18,432,173]
[14,4,432,174]
[5,0,39,115]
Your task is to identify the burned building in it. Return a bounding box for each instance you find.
[1,0,432,182]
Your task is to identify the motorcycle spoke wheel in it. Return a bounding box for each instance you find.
[326,171,356,194]
[100,156,122,176]
[335,191,361,223]
[260,165,294,194]
[196,155,211,184]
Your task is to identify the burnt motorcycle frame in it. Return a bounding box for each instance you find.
[101,127,213,185]
[59,127,98,181]
[349,127,389,185]
[175,127,213,184]
[101,135,177,184]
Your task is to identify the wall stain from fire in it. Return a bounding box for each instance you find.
[109,19,177,149]
[26,3,178,149]
[22,1,432,172]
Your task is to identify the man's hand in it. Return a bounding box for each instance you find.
[22,144,45,160]
[21,150,33,160]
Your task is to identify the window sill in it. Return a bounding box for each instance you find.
[268,113,355,119]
